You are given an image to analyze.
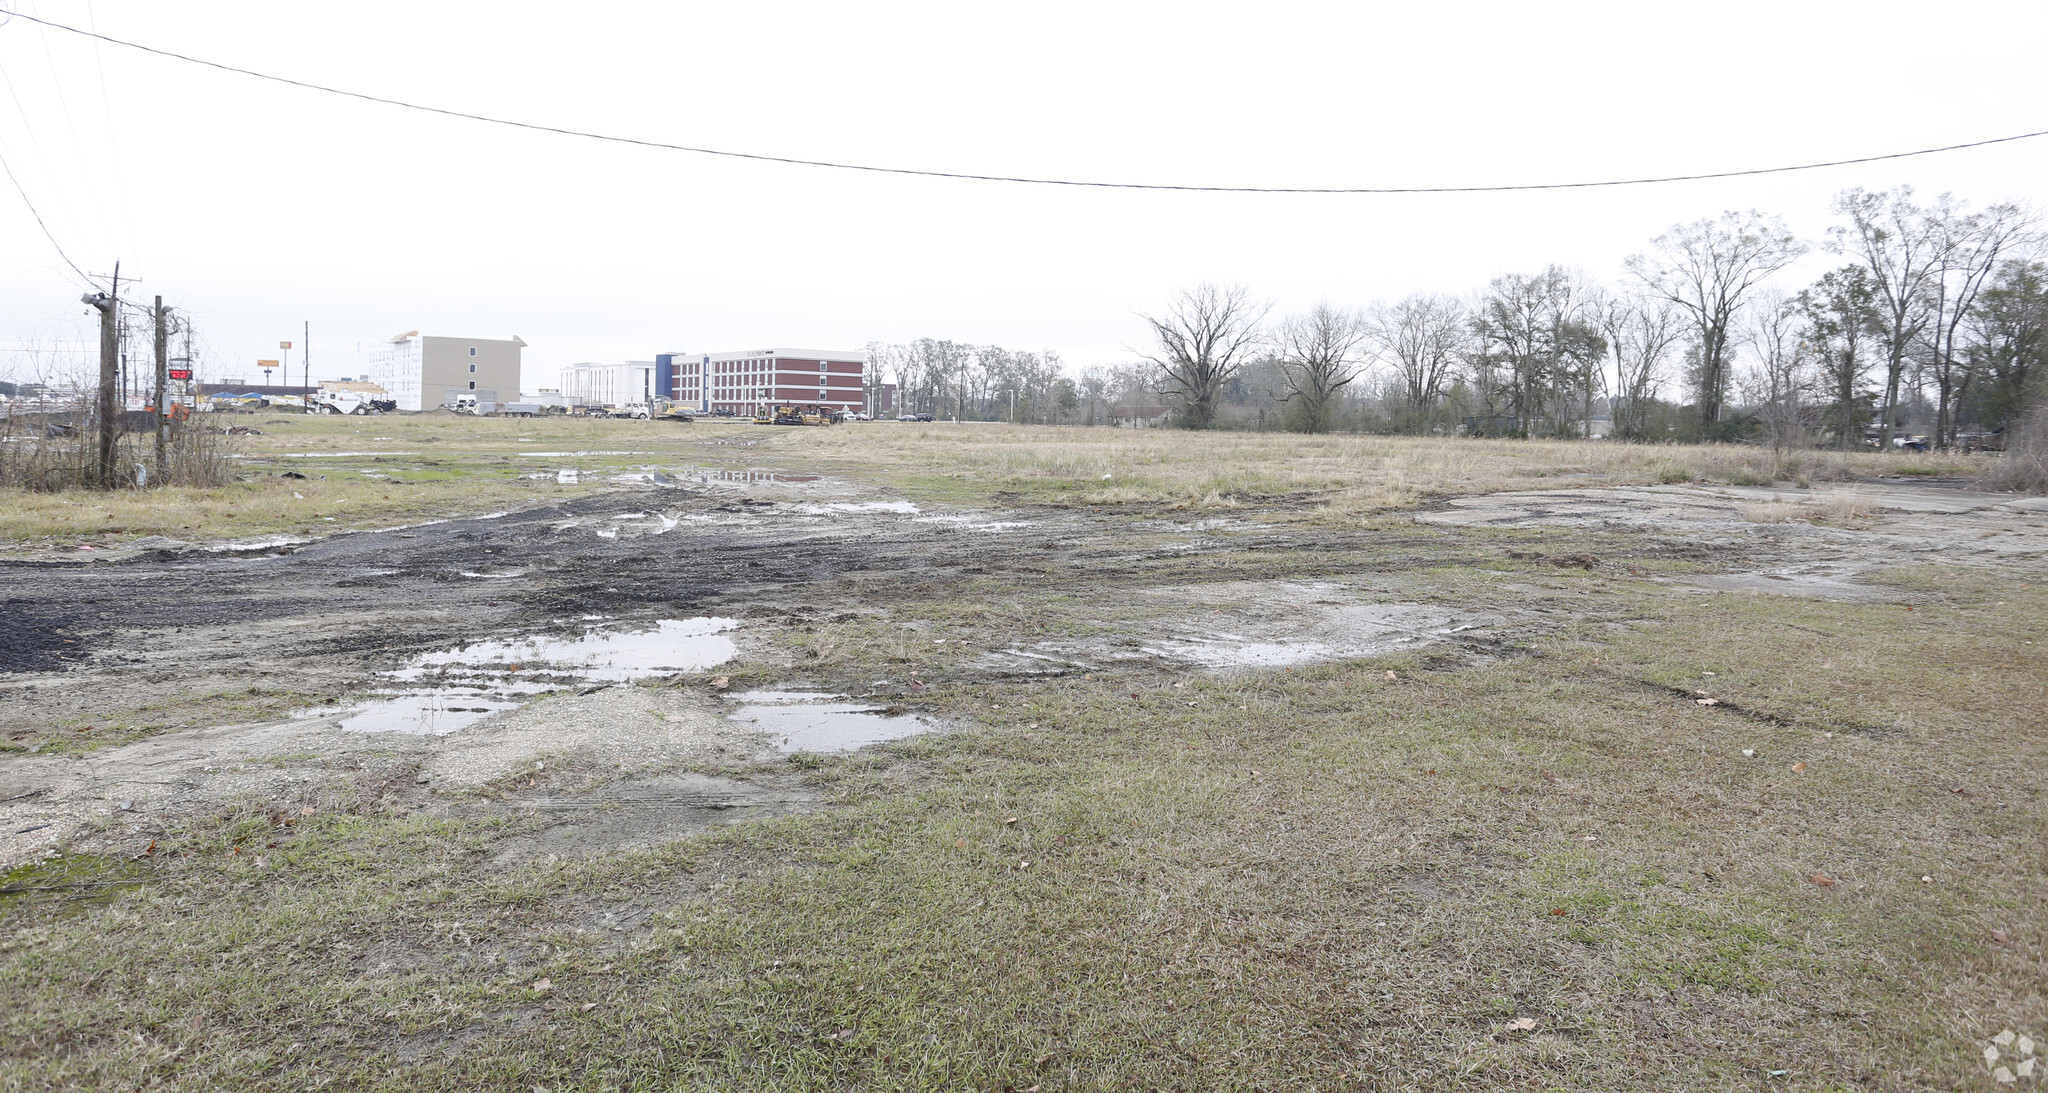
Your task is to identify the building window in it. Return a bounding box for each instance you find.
[468,363,477,373]
[468,381,476,390]
[469,347,477,357]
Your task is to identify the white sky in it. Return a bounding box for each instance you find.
[1,0,2044,391]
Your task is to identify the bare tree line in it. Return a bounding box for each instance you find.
[1123,186,2042,449]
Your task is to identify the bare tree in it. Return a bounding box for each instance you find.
[1627,210,1806,437]
[1470,267,1602,436]
[1136,283,1269,429]
[1271,302,1370,433]
[1597,294,1683,442]
[1926,200,2034,447]
[1373,294,1465,432]
[1743,289,1814,460]
[1829,187,1949,449]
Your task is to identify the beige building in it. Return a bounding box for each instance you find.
[366,332,526,411]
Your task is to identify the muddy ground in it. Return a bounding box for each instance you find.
[5,471,2043,873]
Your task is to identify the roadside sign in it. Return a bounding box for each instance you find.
[168,368,192,381]
[258,359,280,369]
[281,341,292,350]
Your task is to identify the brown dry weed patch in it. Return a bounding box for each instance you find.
[789,426,1986,517]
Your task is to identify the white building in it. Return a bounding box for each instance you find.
[366,332,525,412]
[559,361,657,409]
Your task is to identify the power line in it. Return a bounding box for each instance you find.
[6,8,2048,194]
[0,141,95,284]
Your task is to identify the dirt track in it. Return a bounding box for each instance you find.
[4,473,2045,871]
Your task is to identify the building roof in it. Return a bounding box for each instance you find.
[388,331,528,346]
[659,347,866,361]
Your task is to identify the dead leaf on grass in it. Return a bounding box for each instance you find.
[1506,1017,1538,1031]
[532,977,552,993]
[1992,929,2009,943]
[1810,873,1835,887]
[1792,762,1807,773]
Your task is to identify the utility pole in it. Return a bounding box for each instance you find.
[303,320,310,391]
[153,296,171,483]
[85,262,120,489]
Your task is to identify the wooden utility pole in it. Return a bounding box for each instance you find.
[152,295,171,483]
[86,262,120,488]
[302,320,310,391]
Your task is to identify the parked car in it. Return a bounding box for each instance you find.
[915,412,934,422]
[898,414,918,422]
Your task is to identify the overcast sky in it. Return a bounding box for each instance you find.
[2,0,2044,391]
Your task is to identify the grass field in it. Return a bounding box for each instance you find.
[3,419,2043,1090]
[0,414,1997,549]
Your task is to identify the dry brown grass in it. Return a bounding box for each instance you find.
[1738,490,1881,527]
[0,412,736,549]
[1982,408,2048,493]
[0,414,1997,549]
[789,426,1987,517]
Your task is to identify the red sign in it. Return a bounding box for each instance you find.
[168,369,192,381]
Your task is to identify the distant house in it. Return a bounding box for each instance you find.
[1111,405,1170,428]
[366,332,525,412]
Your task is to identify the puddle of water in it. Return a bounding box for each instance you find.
[793,500,919,515]
[315,619,739,735]
[324,693,523,736]
[397,618,739,683]
[557,468,580,484]
[989,598,1482,674]
[726,691,933,753]
[517,450,651,457]
[729,689,839,703]
[610,472,688,486]
[912,514,1032,532]
[695,469,821,484]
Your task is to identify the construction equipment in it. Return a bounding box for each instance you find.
[762,403,838,426]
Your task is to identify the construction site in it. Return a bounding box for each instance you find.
[1,415,2044,1089]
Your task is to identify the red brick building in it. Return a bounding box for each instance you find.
[654,348,868,417]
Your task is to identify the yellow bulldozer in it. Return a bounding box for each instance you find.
[760,404,838,427]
